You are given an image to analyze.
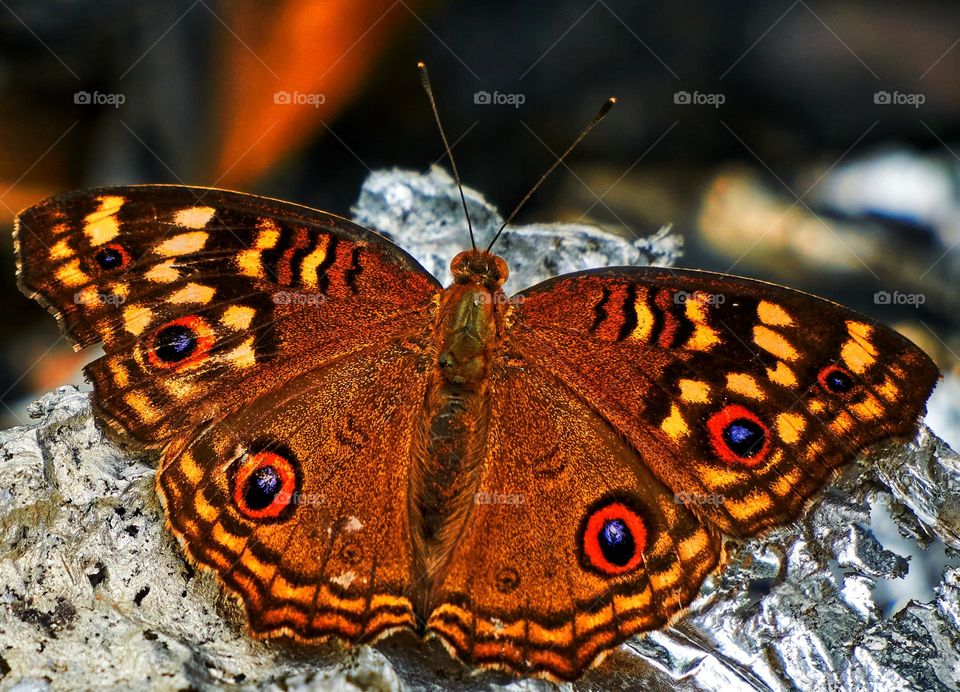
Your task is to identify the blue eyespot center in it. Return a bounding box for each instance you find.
[599,518,636,567]
[723,419,765,457]
[244,466,281,510]
[825,368,854,392]
[95,246,124,269]
[155,325,196,362]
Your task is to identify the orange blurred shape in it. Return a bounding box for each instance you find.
[213,0,421,187]
[30,346,90,394]
[0,183,59,226]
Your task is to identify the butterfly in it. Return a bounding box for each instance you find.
[11,68,940,678]
[12,180,939,680]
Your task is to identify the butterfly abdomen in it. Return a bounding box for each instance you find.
[408,267,509,621]
[409,383,488,573]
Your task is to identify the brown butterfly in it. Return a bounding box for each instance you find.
[12,73,939,681]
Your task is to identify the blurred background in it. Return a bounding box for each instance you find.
[0,0,958,609]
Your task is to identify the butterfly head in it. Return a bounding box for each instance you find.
[450,250,508,289]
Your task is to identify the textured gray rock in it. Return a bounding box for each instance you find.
[351,166,682,292]
[1,169,957,691]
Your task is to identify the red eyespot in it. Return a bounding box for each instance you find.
[94,243,131,271]
[147,316,215,369]
[707,404,771,467]
[580,499,647,576]
[818,364,856,394]
[232,450,300,521]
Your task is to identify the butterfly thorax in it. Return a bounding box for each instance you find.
[435,250,509,388]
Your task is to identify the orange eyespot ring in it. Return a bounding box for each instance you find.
[146,316,215,370]
[232,448,300,521]
[93,243,132,271]
[818,364,856,394]
[707,404,771,467]
[579,497,647,576]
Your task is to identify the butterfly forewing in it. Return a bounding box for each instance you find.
[14,185,439,444]
[510,267,939,536]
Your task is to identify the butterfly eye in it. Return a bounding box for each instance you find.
[818,364,855,394]
[707,404,771,466]
[94,243,131,271]
[232,450,300,521]
[147,316,214,369]
[580,499,647,576]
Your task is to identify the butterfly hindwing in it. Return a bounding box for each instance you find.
[510,267,939,536]
[426,359,722,679]
[14,185,440,445]
[158,342,433,644]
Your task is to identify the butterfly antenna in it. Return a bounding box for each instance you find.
[485,97,616,254]
[418,61,477,252]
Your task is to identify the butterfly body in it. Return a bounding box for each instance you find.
[13,185,939,681]
[411,250,510,621]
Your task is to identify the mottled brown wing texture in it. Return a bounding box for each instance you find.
[426,359,722,680]
[14,185,440,446]
[158,343,432,644]
[509,267,939,537]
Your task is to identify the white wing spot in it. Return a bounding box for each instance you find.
[330,570,356,588]
[173,206,216,229]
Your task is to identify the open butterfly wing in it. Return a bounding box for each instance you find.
[14,185,440,445]
[15,185,442,646]
[505,266,938,536]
